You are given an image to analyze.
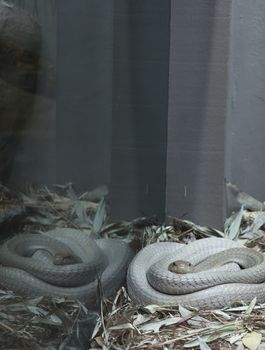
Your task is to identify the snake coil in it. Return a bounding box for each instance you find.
[0,228,133,308]
[127,237,265,309]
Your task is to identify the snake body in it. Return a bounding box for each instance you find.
[0,229,133,308]
[127,237,265,309]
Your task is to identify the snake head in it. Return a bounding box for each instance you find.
[53,254,82,265]
[168,260,195,274]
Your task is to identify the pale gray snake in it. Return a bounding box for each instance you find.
[127,237,265,309]
[0,228,133,308]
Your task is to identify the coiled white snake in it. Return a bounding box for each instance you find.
[0,228,133,308]
[127,237,265,309]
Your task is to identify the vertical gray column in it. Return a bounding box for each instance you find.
[56,0,113,191]
[110,0,170,220]
[166,0,231,228]
[225,0,265,213]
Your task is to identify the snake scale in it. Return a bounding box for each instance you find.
[0,228,133,308]
[127,237,265,309]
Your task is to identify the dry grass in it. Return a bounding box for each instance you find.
[0,290,93,350]
[1,182,265,349]
[90,201,265,350]
[90,287,265,350]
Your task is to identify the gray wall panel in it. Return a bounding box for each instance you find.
[8,0,262,229]
[225,0,265,213]
[110,0,170,220]
[166,0,231,228]
[56,0,113,191]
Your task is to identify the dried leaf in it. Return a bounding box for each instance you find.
[184,321,243,347]
[179,306,219,328]
[228,333,246,344]
[212,310,231,321]
[0,289,89,350]
[132,313,152,326]
[109,322,135,331]
[139,316,182,333]
[80,185,108,202]
[71,200,91,227]
[91,318,102,340]
[53,182,77,200]
[94,336,105,347]
[225,205,244,240]
[142,304,175,314]
[244,298,257,315]
[34,313,63,326]
[92,198,107,235]
[246,213,265,233]
[198,336,212,350]
[236,343,246,350]
[183,220,224,238]
[242,332,262,350]
[226,181,265,211]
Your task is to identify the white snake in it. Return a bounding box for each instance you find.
[127,237,265,309]
[0,228,133,308]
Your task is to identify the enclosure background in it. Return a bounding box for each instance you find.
[5,0,265,229]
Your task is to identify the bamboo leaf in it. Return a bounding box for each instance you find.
[226,181,265,211]
[92,198,107,235]
[139,316,182,333]
[225,205,244,240]
[198,337,212,350]
[242,331,262,350]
